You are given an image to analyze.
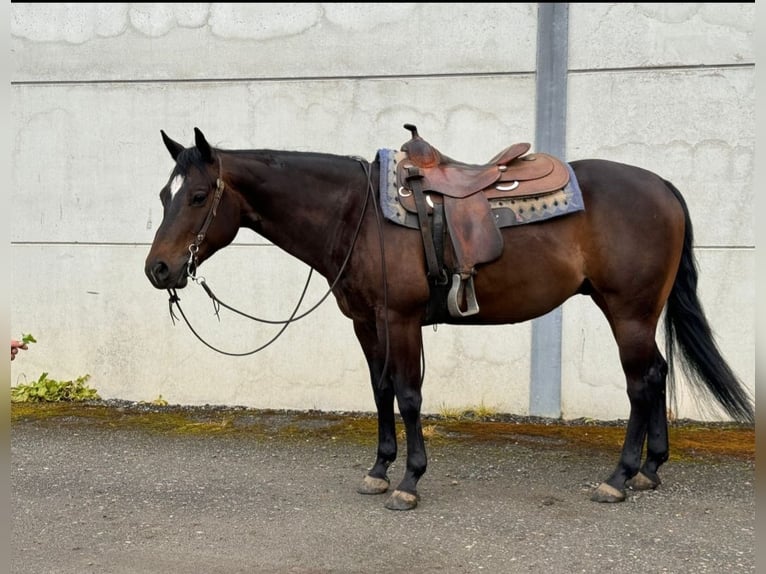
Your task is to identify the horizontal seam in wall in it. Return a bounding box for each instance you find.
[568,62,752,75]
[10,70,535,87]
[10,62,753,87]
[694,245,755,251]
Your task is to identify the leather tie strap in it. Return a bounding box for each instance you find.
[405,165,442,281]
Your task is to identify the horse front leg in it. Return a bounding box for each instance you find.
[353,320,397,496]
[383,319,427,511]
[353,316,426,510]
[357,378,397,495]
[384,387,426,510]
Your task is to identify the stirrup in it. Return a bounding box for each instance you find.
[447,274,480,318]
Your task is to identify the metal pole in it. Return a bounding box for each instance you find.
[529,2,569,418]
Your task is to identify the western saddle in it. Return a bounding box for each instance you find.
[396,124,570,318]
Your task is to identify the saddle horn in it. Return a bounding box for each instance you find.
[403,123,419,138]
[401,123,439,168]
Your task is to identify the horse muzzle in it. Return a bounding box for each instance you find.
[145,259,189,290]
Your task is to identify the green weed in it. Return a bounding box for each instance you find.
[21,333,37,345]
[11,372,99,403]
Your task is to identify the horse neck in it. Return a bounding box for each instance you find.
[223,149,372,276]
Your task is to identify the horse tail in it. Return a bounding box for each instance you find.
[662,180,754,424]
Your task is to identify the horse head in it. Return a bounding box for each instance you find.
[145,128,240,289]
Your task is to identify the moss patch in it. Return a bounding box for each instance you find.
[11,401,753,462]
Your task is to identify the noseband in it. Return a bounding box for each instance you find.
[186,155,226,278]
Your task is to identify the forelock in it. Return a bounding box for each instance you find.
[174,147,207,175]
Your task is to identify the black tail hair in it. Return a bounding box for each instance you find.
[663,180,754,424]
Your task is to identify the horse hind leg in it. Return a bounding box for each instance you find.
[592,319,669,503]
[626,344,669,492]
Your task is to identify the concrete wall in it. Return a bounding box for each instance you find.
[10,3,754,421]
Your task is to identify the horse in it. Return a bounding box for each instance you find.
[145,126,754,511]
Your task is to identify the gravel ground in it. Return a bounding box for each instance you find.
[11,401,755,574]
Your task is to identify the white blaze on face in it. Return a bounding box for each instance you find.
[169,174,185,200]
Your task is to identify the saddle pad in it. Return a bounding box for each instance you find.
[376,148,585,230]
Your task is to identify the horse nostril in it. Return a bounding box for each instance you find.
[147,261,170,286]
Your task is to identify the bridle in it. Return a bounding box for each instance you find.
[184,156,226,278]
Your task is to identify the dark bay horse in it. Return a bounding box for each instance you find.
[145,127,754,510]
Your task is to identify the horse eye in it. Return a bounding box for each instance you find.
[191,192,208,206]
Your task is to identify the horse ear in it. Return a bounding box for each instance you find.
[161,130,185,161]
[194,127,214,164]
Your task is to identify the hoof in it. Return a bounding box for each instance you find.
[384,489,419,511]
[627,471,660,491]
[356,474,390,495]
[591,482,626,503]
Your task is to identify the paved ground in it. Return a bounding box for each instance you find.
[11,403,754,573]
